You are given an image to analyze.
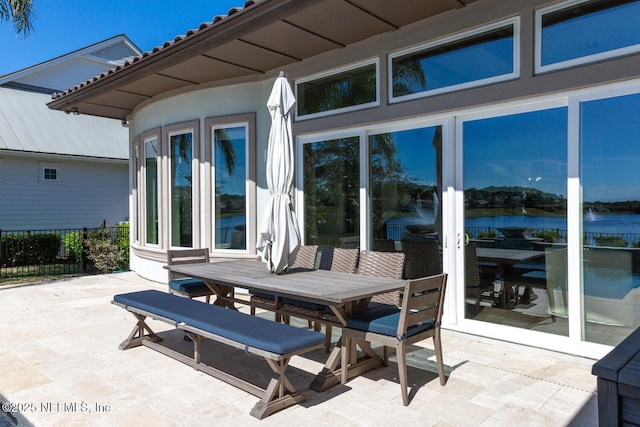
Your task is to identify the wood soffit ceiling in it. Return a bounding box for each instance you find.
[48,0,478,120]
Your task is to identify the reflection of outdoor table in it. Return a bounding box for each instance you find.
[476,248,543,307]
[476,248,542,267]
[167,259,406,391]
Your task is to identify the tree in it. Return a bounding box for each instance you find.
[0,0,35,37]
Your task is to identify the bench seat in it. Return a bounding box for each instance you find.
[113,290,325,419]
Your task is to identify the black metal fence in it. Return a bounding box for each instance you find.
[0,225,129,281]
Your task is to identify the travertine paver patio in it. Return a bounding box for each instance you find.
[0,272,598,426]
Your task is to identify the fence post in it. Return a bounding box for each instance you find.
[82,227,88,273]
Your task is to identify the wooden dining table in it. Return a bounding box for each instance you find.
[166,258,407,391]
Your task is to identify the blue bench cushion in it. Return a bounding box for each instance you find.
[346,307,436,339]
[114,290,324,354]
[169,277,210,294]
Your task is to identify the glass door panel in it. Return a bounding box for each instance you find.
[463,107,568,336]
[580,92,640,345]
[303,137,360,248]
[370,126,443,278]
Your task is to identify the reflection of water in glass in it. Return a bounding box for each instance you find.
[466,214,640,238]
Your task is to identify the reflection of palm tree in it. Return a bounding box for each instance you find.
[299,66,376,115]
[214,129,236,176]
[392,58,427,97]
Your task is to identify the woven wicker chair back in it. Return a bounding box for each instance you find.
[290,245,319,269]
[357,250,406,306]
[319,247,359,273]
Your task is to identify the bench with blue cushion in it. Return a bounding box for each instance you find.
[112,289,325,419]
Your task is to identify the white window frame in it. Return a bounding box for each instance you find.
[165,123,199,249]
[535,0,640,74]
[294,58,380,121]
[39,162,60,183]
[389,17,520,103]
[210,122,251,254]
[142,134,161,248]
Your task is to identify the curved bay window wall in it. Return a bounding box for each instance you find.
[133,117,253,257]
[580,92,640,345]
[462,107,569,336]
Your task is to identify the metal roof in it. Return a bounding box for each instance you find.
[0,87,128,159]
[48,0,479,120]
[0,35,141,93]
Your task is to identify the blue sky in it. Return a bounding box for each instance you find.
[0,0,242,74]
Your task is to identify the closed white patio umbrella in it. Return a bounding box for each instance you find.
[256,71,301,273]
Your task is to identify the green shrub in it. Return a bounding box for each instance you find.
[0,233,60,267]
[63,231,84,262]
[533,230,562,243]
[594,235,628,247]
[116,223,130,270]
[477,230,498,239]
[84,227,121,273]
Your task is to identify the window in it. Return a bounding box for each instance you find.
[390,18,519,102]
[169,130,194,248]
[580,91,640,344]
[301,136,361,248]
[296,59,379,120]
[212,125,247,250]
[536,0,640,73]
[144,137,159,245]
[205,114,255,254]
[40,163,60,182]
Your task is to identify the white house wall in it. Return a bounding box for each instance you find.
[0,153,128,230]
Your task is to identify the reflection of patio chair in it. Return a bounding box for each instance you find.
[374,239,396,252]
[545,248,568,318]
[465,244,496,313]
[401,240,441,279]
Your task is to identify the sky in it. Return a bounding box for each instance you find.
[0,0,242,75]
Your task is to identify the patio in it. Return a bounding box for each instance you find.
[0,272,597,426]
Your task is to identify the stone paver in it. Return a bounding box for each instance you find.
[0,273,598,426]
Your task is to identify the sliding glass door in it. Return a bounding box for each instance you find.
[462,106,568,336]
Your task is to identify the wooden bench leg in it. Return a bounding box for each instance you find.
[118,313,162,350]
[250,357,305,420]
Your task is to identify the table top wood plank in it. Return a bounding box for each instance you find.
[168,259,406,305]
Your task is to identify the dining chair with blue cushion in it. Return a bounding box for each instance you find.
[340,273,448,406]
[167,248,213,303]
